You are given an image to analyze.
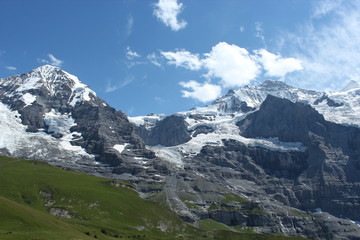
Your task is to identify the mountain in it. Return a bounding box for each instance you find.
[1,66,360,239]
[342,80,360,92]
[0,65,164,180]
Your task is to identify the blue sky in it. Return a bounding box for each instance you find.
[0,0,359,116]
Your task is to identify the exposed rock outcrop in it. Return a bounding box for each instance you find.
[137,115,191,147]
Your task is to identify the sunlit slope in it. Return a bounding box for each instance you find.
[0,156,306,240]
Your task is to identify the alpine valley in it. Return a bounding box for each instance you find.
[1,65,360,240]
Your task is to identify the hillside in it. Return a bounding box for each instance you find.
[0,155,307,240]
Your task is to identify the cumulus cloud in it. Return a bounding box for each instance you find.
[203,42,260,88]
[153,0,187,31]
[162,42,261,88]
[179,80,222,103]
[255,49,303,78]
[5,66,16,71]
[38,54,63,67]
[279,0,360,90]
[161,42,302,102]
[161,50,202,70]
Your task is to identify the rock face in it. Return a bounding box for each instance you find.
[137,115,191,147]
[237,95,360,219]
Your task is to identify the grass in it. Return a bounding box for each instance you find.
[222,193,251,204]
[0,156,193,239]
[0,155,309,240]
[199,219,234,231]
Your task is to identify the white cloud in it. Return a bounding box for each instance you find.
[179,80,222,102]
[154,97,165,103]
[312,0,344,18]
[161,50,202,70]
[39,54,63,67]
[153,0,187,31]
[126,46,140,60]
[203,42,260,88]
[147,53,162,67]
[105,76,134,93]
[47,54,63,67]
[280,1,360,90]
[161,42,261,88]
[125,14,134,37]
[5,66,16,71]
[255,22,265,42]
[255,49,303,78]
[240,26,245,32]
[160,42,301,102]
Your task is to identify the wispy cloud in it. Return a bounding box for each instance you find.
[5,66,16,71]
[147,53,162,67]
[125,14,134,38]
[154,96,165,103]
[105,76,135,93]
[38,53,63,67]
[312,0,344,18]
[126,46,140,60]
[255,22,265,43]
[280,0,360,90]
[153,0,187,31]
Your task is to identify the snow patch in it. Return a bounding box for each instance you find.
[0,102,92,159]
[147,145,184,167]
[21,93,36,106]
[44,109,76,134]
[113,143,129,154]
[145,111,306,168]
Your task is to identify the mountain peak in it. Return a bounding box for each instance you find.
[341,80,360,92]
[34,64,60,72]
[260,80,290,89]
[0,65,97,109]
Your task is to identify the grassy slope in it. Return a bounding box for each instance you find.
[0,156,306,240]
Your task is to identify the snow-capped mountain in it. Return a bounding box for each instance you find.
[0,65,156,175]
[129,78,360,239]
[2,66,360,239]
[130,79,360,168]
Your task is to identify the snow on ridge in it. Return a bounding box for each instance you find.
[1,65,97,107]
[129,114,165,129]
[146,113,306,168]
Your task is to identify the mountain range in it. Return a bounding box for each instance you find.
[1,65,360,239]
